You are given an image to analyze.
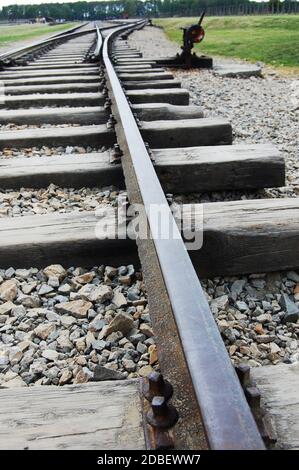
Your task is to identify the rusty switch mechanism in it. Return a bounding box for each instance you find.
[141,372,179,450]
[155,11,213,70]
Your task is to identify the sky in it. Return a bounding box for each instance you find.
[0,0,273,7]
[0,0,98,7]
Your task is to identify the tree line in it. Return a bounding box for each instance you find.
[0,1,298,21]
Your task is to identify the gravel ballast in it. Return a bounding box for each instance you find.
[0,145,108,159]
[129,26,299,201]
[0,184,120,217]
[0,264,156,388]
[0,264,298,388]
[0,123,85,131]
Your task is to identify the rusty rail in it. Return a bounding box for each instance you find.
[100,22,265,450]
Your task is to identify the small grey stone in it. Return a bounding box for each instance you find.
[230,279,246,299]
[87,309,97,320]
[122,358,136,372]
[2,333,14,344]
[251,306,264,317]
[56,333,73,352]
[235,301,249,312]
[11,305,26,318]
[44,265,66,281]
[42,349,59,361]
[279,293,299,323]
[0,301,15,315]
[106,331,123,343]
[127,331,146,345]
[46,311,61,322]
[15,269,31,279]
[256,335,276,344]
[38,284,54,296]
[140,313,150,323]
[262,301,272,311]
[211,295,229,312]
[56,299,92,319]
[251,279,266,289]
[0,353,9,366]
[118,266,127,276]
[112,289,127,308]
[60,315,77,328]
[127,265,135,277]
[5,268,15,279]
[91,339,106,351]
[222,328,236,342]
[34,322,56,340]
[137,342,147,354]
[48,277,60,288]
[123,349,139,361]
[18,295,41,308]
[139,323,154,338]
[58,283,72,294]
[65,146,74,154]
[93,365,125,381]
[127,288,139,301]
[54,295,69,304]
[3,376,27,388]
[44,366,60,380]
[82,367,93,379]
[286,271,299,283]
[256,313,272,323]
[89,318,106,332]
[79,284,113,303]
[104,312,134,336]
[144,337,155,346]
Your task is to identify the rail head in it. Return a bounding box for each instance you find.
[100,23,265,450]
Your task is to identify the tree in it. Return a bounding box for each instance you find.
[123,0,138,17]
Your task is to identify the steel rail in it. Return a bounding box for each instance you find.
[101,23,265,450]
[94,21,145,60]
[0,22,117,62]
[0,23,91,61]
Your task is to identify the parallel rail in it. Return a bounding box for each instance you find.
[0,23,90,63]
[99,23,265,450]
[0,22,120,64]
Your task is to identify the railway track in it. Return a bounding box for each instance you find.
[0,19,298,451]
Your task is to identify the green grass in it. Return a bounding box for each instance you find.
[155,15,299,73]
[0,23,78,49]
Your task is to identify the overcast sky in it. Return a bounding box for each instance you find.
[0,0,98,7]
[0,0,270,7]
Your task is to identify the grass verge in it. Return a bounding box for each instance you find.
[155,15,299,74]
[0,23,78,49]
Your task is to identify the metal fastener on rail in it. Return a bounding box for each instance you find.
[235,363,251,388]
[143,372,173,402]
[147,396,179,430]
